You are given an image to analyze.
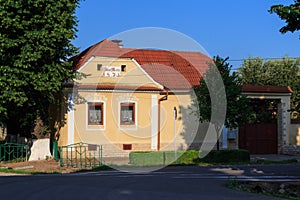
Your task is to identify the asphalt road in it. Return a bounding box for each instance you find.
[1,164,299,200]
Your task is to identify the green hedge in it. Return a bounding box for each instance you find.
[129,149,250,166]
[176,150,199,164]
[198,149,250,163]
[129,150,200,166]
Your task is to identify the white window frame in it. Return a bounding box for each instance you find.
[86,101,106,130]
[118,101,138,130]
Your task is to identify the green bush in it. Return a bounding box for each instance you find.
[129,151,175,166]
[198,149,250,163]
[129,150,200,166]
[176,150,199,164]
[129,149,250,166]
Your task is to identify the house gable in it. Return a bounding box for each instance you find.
[76,56,163,91]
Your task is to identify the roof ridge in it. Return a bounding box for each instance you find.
[120,46,208,56]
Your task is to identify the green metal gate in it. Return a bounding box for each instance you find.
[0,143,29,162]
[60,142,102,168]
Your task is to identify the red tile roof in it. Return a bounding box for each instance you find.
[120,49,210,89]
[73,39,211,90]
[242,84,293,93]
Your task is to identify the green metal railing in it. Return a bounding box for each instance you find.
[60,142,102,168]
[0,143,29,162]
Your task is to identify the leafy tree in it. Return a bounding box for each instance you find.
[0,0,80,137]
[194,56,251,150]
[239,57,300,119]
[269,0,300,36]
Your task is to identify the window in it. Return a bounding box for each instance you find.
[97,64,102,71]
[120,103,135,125]
[121,65,126,72]
[88,103,103,125]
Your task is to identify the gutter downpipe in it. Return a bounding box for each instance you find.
[157,89,169,150]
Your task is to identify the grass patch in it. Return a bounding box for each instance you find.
[226,176,240,189]
[0,167,63,175]
[0,167,31,174]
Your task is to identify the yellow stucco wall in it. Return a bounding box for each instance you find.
[58,92,197,148]
[159,93,199,150]
[72,92,153,144]
[290,124,300,145]
[77,57,160,89]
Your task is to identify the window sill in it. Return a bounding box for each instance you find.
[87,124,105,130]
[119,124,137,130]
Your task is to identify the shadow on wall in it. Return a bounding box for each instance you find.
[48,89,87,153]
[179,97,212,152]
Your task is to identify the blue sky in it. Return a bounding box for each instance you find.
[73,0,299,70]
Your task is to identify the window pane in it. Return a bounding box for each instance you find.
[89,104,102,125]
[121,103,134,124]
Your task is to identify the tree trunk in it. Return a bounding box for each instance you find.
[215,124,221,151]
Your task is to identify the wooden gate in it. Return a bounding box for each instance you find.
[238,124,277,154]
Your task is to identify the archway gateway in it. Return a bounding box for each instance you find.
[240,85,292,154]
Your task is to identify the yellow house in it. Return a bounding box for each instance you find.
[57,39,211,157]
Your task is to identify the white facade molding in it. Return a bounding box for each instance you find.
[85,101,106,131]
[85,93,108,102]
[117,93,139,102]
[118,100,138,131]
[151,95,158,150]
[67,93,75,145]
[131,58,164,90]
[242,92,291,98]
[77,56,95,72]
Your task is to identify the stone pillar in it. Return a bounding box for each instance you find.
[277,102,283,153]
[278,96,291,154]
[281,96,291,145]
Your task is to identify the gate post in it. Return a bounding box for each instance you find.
[53,141,59,161]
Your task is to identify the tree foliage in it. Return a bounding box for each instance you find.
[194,56,251,149]
[269,0,300,36]
[239,57,300,119]
[0,0,80,136]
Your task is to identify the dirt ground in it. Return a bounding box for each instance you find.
[0,159,82,174]
[0,156,130,175]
